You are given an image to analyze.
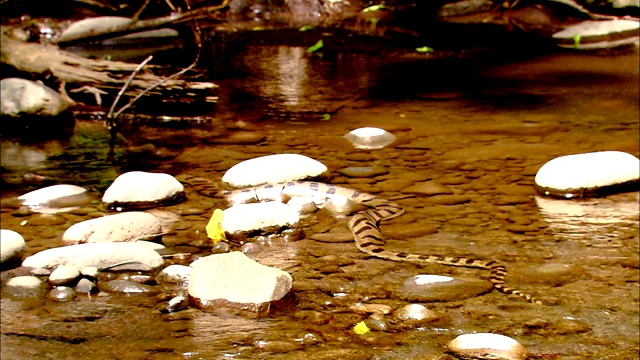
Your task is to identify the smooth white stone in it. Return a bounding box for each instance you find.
[221,202,300,233]
[395,304,437,321]
[189,252,292,304]
[535,151,639,196]
[343,127,397,150]
[62,212,162,245]
[222,154,328,187]
[22,242,164,271]
[58,16,132,43]
[412,274,455,285]
[0,229,26,263]
[48,265,81,286]
[448,333,528,360]
[157,264,192,284]
[6,275,43,289]
[18,184,90,213]
[102,171,184,204]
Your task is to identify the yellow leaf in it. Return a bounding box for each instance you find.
[206,209,227,244]
[353,321,370,335]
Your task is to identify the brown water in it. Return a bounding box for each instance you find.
[1,47,639,359]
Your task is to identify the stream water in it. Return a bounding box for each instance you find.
[1,45,639,359]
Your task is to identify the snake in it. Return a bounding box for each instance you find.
[219,180,542,305]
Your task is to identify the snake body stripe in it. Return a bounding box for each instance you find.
[226,181,541,305]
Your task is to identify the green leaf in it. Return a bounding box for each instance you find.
[299,25,315,32]
[322,114,331,121]
[307,39,324,53]
[415,46,434,53]
[363,4,387,12]
[573,34,581,48]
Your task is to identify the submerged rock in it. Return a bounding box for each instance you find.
[222,154,329,187]
[0,229,26,264]
[62,211,163,245]
[188,252,293,315]
[397,274,494,302]
[447,333,528,360]
[102,171,186,210]
[3,276,47,301]
[535,151,640,198]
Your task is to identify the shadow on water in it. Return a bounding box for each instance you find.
[1,37,639,359]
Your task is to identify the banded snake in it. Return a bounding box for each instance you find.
[220,180,542,305]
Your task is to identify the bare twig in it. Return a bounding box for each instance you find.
[107,55,154,123]
[132,0,153,21]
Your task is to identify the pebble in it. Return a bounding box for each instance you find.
[48,265,81,286]
[101,279,159,294]
[343,127,397,150]
[18,184,92,213]
[0,229,26,264]
[447,333,529,360]
[74,278,99,294]
[424,195,471,205]
[402,181,453,195]
[28,214,67,226]
[338,166,389,178]
[395,304,439,321]
[156,264,192,284]
[49,286,76,302]
[4,276,47,300]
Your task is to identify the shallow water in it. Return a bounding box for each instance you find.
[1,47,639,359]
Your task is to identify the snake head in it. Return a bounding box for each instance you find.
[206,208,227,244]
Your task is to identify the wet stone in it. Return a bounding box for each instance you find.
[338,166,389,178]
[0,229,25,264]
[402,181,453,196]
[424,195,471,205]
[447,333,529,360]
[397,274,494,302]
[309,232,354,243]
[48,265,81,286]
[100,279,159,294]
[518,263,586,287]
[382,222,440,238]
[74,278,98,294]
[27,214,67,226]
[550,318,592,335]
[395,304,440,322]
[254,339,304,353]
[3,275,47,300]
[48,286,76,302]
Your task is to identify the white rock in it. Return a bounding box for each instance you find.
[157,264,192,284]
[0,78,73,116]
[102,171,185,205]
[135,240,166,250]
[447,333,528,360]
[553,20,640,49]
[222,154,328,187]
[189,252,292,305]
[222,202,300,234]
[18,184,91,213]
[535,151,640,198]
[22,242,164,271]
[0,229,26,263]
[395,304,437,321]
[343,127,397,150]
[48,265,81,286]
[62,212,163,245]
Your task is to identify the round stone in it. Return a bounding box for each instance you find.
[447,333,529,360]
[343,127,397,150]
[395,304,439,321]
[535,151,639,198]
[221,154,328,187]
[49,286,76,302]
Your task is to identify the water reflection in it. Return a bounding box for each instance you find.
[0,140,65,169]
[535,195,640,244]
